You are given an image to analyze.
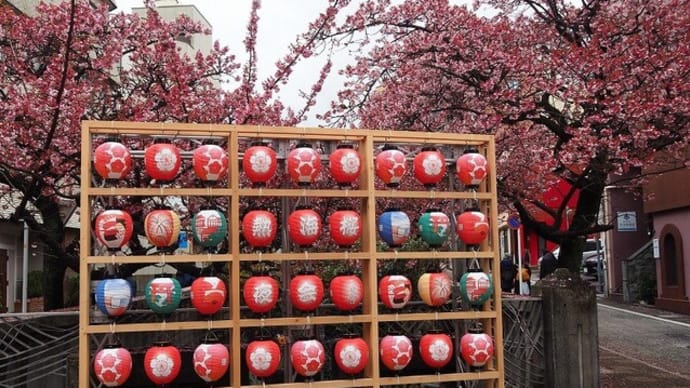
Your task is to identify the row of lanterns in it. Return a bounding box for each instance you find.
[93,140,488,188]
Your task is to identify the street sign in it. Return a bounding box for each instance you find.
[508,215,521,229]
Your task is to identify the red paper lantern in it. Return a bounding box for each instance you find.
[413,146,446,187]
[456,210,490,247]
[193,341,229,383]
[246,338,281,378]
[329,273,364,312]
[193,144,228,182]
[190,276,227,315]
[417,271,453,307]
[242,210,277,249]
[380,333,413,371]
[328,209,362,248]
[243,143,277,186]
[419,330,453,369]
[329,144,361,186]
[144,143,181,182]
[334,334,369,375]
[378,275,412,309]
[287,207,322,248]
[289,272,324,312]
[460,324,495,369]
[94,209,133,251]
[144,208,181,249]
[93,344,133,387]
[290,339,326,378]
[93,141,132,181]
[375,145,407,188]
[243,274,280,314]
[456,149,489,188]
[144,342,182,386]
[287,143,321,186]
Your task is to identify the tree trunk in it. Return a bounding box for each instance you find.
[44,254,67,310]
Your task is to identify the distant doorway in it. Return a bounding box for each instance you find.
[659,224,686,300]
[0,249,7,313]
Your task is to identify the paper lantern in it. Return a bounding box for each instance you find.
[243,143,277,186]
[94,278,133,318]
[242,209,277,250]
[418,271,453,307]
[144,342,181,386]
[287,207,322,248]
[94,209,133,251]
[145,277,182,315]
[456,148,488,188]
[329,144,361,186]
[289,272,324,312]
[246,338,281,378]
[329,209,362,248]
[190,276,227,316]
[93,344,133,387]
[329,273,364,312]
[334,334,369,376]
[417,209,450,248]
[419,330,453,369]
[193,341,229,383]
[378,275,412,309]
[377,209,410,248]
[375,145,407,188]
[287,143,321,186]
[380,333,413,371]
[193,144,228,182]
[93,141,132,181]
[192,209,227,249]
[144,208,181,249]
[413,146,446,187]
[456,210,490,247]
[290,339,326,378]
[459,268,494,307]
[460,324,494,369]
[144,143,181,182]
[243,274,280,314]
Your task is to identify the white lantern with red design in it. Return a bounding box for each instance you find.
[242,209,277,250]
[417,270,453,307]
[144,208,181,249]
[289,272,324,312]
[93,343,133,387]
[456,210,490,248]
[94,209,133,252]
[93,141,132,181]
[460,323,495,369]
[375,145,407,188]
[419,330,453,369]
[287,207,322,248]
[190,276,227,316]
[243,143,277,186]
[379,333,413,372]
[193,340,229,383]
[329,273,364,312]
[459,268,494,307]
[287,143,321,186]
[243,274,280,314]
[246,338,281,378]
[334,334,369,376]
[95,278,133,318]
[456,148,489,188]
[144,143,181,182]
[413,146,447,187]
[144,342,182,386]
[329,144,361,187]
[290,338,326,378]
[329,209,362,248]
[378,275,412,309]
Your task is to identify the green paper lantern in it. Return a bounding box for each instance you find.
[192,209,228,249]
[459,268,494,307]
[417,209,450,248]
[145,277,182,315]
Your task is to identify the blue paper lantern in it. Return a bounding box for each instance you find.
[95,278,133,318]
[377,209,411,248]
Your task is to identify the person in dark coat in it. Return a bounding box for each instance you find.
[539,249,558,279]
[500,254,518,293]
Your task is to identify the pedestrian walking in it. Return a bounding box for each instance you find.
[539,249,558,279]
[516,262,531,295]
[500,254,517,293]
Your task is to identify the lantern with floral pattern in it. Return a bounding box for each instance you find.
[243,143,277,186]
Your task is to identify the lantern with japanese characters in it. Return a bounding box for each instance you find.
[95,278,133,318]
[377,209,410,248]
[193,340,229,383]
[145,276,182,316]
[144,208,181,250]
[380,333,413,372]
[93,343,133,387]
[378,275,412,309]
[456,148,488,188]
[289,272,324,312]
[290,338,326,378]
[243,143,277,186]
[190,276,227,316]
[246,338,281,378]
[243,274,280,314]
[93,141,132,181]
[334,334,369,376]
[417,209,450,248]
[329,144,361,186]
[241,209,277,250]
[419,330,453,369]
[329,209,362,248]
[456,209,490,248]
[459,268,494,307]
[191,209,227,250]
[144,342,181,386]
[375,145,407,188]
[94,209,133,252]
[287,207,322,248]
[329,273,364,312]
[413,146,447,187]
[287,143,321,186]
[460,323,494,369]
[418,270,453,307]
[193,144,228,183]
[144,142,181,182]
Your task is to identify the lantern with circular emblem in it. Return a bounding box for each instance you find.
[329,273,364,312]
[328,209,362,248]
[242,209,277,250]
[144,342,181,386]
[93,343,133,387]
[144,142,181,182]
[460,323,494,369]
[287,143,321,186]
[145,276,182,316]
[290,338,326,378]
[193,144,228,183]
[94,209,134,252]
[243,274,280,314]
[417,209,450,248]
[334,334,369,376]
[413,146,446,187]
[378,275,412,309]
[456,148,489,189]
[287,206,322,248]
[93,141,132,181]
[95,278,133,318]
[144,208,181,250]
[419,330,453,370]
[456,210,490,248]
[380,333,413,372]
[190,276,227,316]
[329,144,361,187]
[375,145,407,188]
[377,209,410,248]
[243,142,278,186]
[191,208,227,251]
[289,271,324,312]
[418,270,453,307]
[459,268,494,307]
[193,340,229,383]
[246,338,281,378]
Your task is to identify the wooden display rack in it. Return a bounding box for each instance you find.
[79,120,504,387]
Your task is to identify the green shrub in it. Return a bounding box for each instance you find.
[28,270,44,298]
